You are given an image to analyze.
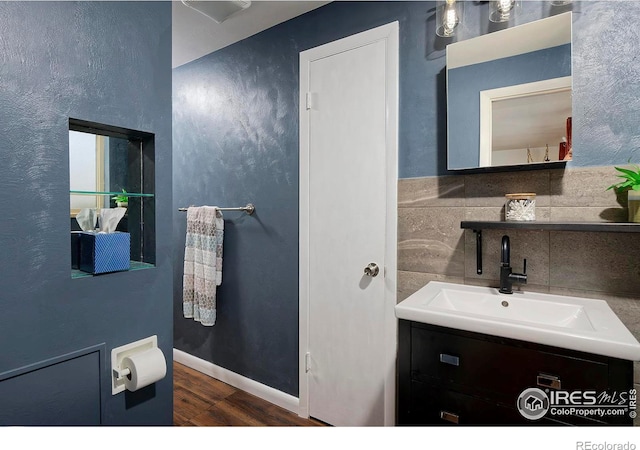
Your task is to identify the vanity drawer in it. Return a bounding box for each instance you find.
[410,325,609,402]
[404,381,555,426]
[402,380,605,426]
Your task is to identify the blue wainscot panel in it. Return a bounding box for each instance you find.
[0,350,102,425]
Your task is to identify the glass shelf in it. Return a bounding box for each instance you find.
[71,261,155,279]
[70,190,154,197]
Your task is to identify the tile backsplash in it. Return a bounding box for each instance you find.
[398,166,633,299]
[397,165,640,398]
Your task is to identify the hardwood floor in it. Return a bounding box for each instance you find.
[173,361,326,426]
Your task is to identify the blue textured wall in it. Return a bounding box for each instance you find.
[0,2,172,425]
[173,1,640,397]
[572,1,640,166]
[448,44,571,169]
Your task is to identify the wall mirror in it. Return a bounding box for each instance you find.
[447,12,572,170]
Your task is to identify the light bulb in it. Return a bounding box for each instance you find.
[490,0,517,23]
[443,0,458,36]
[497,0,515,13]
[436,0,461,37]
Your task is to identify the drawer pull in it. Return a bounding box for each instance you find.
[439,353,460,366]
[537,373,561,390]
[440,410,459,424]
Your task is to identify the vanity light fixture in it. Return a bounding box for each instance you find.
[436,0,463,38]
[489,0,520,23]
[550,1,573,5]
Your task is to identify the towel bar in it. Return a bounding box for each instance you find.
[178,203,255,215]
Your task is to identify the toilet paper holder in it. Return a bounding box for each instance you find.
[111,335,161,395]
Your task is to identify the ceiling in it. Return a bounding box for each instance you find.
[172,1,330,68]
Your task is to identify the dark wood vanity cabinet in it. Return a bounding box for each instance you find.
[397,320,634,426]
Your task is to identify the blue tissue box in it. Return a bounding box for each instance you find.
[71,231,82,270]
[79,232,130,274]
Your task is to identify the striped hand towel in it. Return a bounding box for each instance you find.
[183,206,224,326]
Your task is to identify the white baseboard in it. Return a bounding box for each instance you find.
[172,348,301,416]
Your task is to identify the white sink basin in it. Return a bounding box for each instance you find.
[395,281,640,361]
[429,289,594,331]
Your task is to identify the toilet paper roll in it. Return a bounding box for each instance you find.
[121,347,167,392]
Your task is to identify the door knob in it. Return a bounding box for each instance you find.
[364,263,379,277]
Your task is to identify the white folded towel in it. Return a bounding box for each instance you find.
[182,206,224,326]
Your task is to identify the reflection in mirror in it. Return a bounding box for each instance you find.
[69,130,105,213]
[480,76,572,166]
[69,130,130,216]
[447,12,572,170]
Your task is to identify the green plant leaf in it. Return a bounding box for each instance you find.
[607,162,640,195]
[111,189,128,202]
[614,166,640,181]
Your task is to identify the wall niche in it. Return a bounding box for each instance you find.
[69,118,155,278]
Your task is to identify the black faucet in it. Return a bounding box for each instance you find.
[499,235,527,294]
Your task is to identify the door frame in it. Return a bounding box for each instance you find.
[298,21,398,425]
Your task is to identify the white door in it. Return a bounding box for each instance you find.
[299,22,398,426]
